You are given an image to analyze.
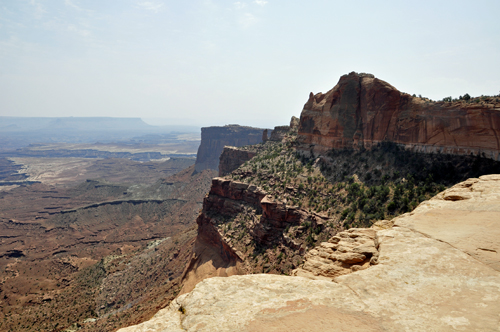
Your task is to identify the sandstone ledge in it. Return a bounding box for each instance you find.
[120,223,500,331]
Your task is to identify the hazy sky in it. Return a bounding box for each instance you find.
[1,0,499,128]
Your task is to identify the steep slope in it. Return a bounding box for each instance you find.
[180,120,500,294]
[297,72,500,160]
[118,73,500,331]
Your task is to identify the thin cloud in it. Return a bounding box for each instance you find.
[68,24,90,37]
[254,0,268,6]
[137,1,165,13]
[29,0,46,19]
[64,0,83,11]
[239,12,257,28]
[234,2,247,10]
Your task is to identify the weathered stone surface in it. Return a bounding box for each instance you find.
[394,174,500,272]
[218,146,257,176]
[120,176,500,331]
[336,225,500,331]
[292,228,378,280]
[194,125,266,172]
[120,222,500,331]
[297,72,500,160]
[118,274,382,332]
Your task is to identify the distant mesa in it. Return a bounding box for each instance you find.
[0,116,153,132]
[297,72,500,160]
[0,116,202,153]
[194,125,269,173]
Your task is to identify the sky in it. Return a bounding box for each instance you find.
[1,0,499,128]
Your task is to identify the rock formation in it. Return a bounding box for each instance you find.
[297,72,500,160]
[218,146,257,177]
[179,176,337,294]
[268,117,300,142]
[119,175,500,331]
[218,118,302,177]
[269,125,290,141]
[292,228,379,280]
[115,74,500,331]
[194,125,266,172]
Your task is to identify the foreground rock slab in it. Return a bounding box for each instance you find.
[118,274,382,332]
[120,226,500,331]
[395,174,500,272]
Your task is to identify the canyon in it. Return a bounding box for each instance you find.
[0,118,212,331]
[0,163,217,331]
[120,73,500,332]
[2,73,500,331]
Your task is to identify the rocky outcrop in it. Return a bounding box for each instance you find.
[292,228,379,280]
[290,115,300,130]
[218,147,257,176]
[269,125,290,141]
[268,116,300,142]
[119,175,500,331]
[194,125,266,172]
[179,177,335,293]
[201,178,333,247]
[297,72,500,160]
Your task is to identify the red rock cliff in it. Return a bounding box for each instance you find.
[297,72,500,160]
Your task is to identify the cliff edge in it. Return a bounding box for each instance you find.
[118,175,500,331]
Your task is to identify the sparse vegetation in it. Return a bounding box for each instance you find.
[218,131,500,275]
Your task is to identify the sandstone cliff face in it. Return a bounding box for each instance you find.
[179,176,336,293]
[119,175,500,331]
[218,146,257,177]
[194,125,266,172]
[297,72,500,160]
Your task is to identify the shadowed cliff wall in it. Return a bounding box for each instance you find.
[194,125,266,172]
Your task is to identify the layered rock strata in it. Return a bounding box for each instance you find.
[180,177,334,293]
[292,228,379,280]
[120,175,500,331]
[194,125,266,172]
[218,146,257,177]
[297,72,500,160]
[219,118,302,177]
